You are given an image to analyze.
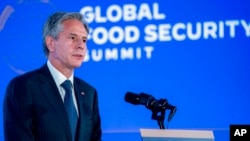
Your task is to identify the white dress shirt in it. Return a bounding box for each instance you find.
[47,60,79,116]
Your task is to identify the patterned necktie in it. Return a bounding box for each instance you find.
[61,80,78,140]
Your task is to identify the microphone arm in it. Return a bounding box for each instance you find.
[151,98,177,129]
[151,98,166,129]
[124,92,177,129]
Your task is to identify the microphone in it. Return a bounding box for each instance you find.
[125,92,177,128]
[124,92,176,112]
[125,92,160,110]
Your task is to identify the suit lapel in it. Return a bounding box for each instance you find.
[38,64,72,141]
[73,78,90,141]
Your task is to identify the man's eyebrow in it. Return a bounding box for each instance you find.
[69,33,87,38]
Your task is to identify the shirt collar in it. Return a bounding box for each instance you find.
[47,60,74,87]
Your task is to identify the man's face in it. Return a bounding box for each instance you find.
[47,19,88,70]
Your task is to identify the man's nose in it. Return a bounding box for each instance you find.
[76,40,86,50]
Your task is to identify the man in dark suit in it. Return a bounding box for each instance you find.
[3,12,102,141]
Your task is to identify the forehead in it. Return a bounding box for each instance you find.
[61,19,88,37]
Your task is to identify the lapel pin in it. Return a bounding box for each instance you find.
[81,92,85,95]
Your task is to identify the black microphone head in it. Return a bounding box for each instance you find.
[140,93,153,99]
[124,92,140,105]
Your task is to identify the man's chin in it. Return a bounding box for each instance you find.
[72,62,83,68]
[74,64,82,68]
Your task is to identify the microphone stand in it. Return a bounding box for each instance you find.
[151,109,166,129]
[151,99,167,129]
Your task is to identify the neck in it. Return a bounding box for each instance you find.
[48,58,73,78]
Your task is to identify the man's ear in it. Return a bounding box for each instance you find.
[45,36,55,52]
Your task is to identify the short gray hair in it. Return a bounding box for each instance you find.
[42,12,89,56]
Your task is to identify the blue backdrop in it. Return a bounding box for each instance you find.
[0,0,250,141]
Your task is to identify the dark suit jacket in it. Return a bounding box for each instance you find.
[3,64,102,141]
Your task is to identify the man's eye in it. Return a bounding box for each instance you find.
[70,36,75,40]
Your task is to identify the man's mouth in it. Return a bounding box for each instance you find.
[73,54,83,59]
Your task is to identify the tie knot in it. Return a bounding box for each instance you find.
[61,80,72,92]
